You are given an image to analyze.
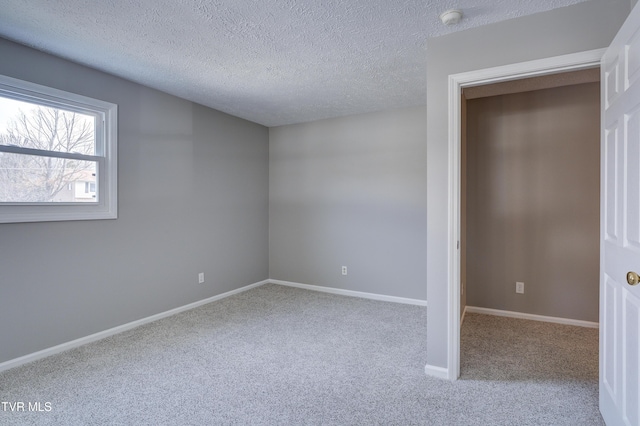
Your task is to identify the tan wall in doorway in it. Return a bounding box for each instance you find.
[465,82,600,322]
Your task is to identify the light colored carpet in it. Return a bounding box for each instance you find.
[0,284,602,425]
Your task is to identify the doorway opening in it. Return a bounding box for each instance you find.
[459,69,601,379]
[446,49,605,380]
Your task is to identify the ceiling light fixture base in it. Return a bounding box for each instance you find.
[440,9,463,26]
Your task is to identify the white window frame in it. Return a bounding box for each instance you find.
[0,75,117,223]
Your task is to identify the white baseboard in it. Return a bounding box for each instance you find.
[1,279,426,373]
[269,279,428,306]
[0,279,269,373]
[424,363,450,380]
[460,305,467,327]
[465,306,599,329]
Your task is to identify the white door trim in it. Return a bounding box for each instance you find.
[446,48,605,380]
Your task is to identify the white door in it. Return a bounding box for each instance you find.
[601,4,640,425]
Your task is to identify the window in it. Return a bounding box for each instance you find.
[0,75,117,223]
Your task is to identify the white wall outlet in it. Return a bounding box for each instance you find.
[341,266,347,276]
[198,272,205,284]
[516,281,524,294]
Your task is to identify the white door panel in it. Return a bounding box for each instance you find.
[601,3,640,425]
[622,291,639,425]
[602,275,618,399]
[604,123,621,243]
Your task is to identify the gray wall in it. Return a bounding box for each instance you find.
[426,0,631,369]
[0,38,269,364]
[466,83,600,322]
[269,107,427,300]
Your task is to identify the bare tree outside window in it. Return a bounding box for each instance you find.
[0,100,97,203]
[0,75,117,223]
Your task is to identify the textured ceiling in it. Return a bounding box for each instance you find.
[0,0,591,127]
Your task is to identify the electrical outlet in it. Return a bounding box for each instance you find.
[341,266,347,276]
[198,272,205,284]
[516,282,524,294]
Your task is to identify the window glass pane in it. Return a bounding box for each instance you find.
[0,151,97,203]
[0,96,95,155]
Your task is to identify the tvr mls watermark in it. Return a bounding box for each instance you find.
[1,401,52,412]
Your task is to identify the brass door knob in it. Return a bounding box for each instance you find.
[627,271,640,286]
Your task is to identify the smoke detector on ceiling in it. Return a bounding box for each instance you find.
[440,9,463,25]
